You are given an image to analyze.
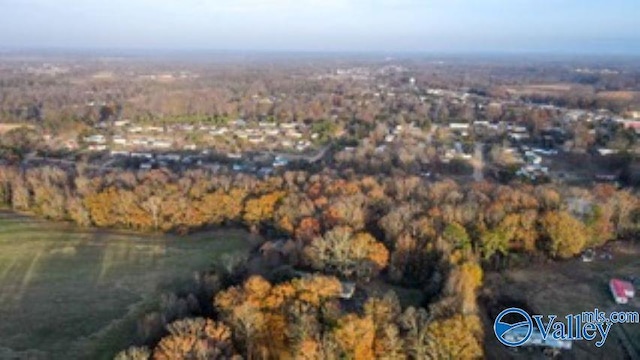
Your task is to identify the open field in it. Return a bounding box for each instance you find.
[0,211,257,360]
[522,84,575,92]
[482,242,640,359]
[0,123,35,135]
[505,84,593,97]
[596,91,640,102]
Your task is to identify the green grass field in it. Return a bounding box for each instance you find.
[0,211,256,360]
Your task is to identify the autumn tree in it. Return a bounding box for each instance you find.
[540,211,587,258]
[215,275,342,359]
[444,261,483,315]
[442,222,471,252]
[114,346,151,360]
[10,175,30,211]
[295,217,321,243]
[243,191,285,229]
[364,292,405,358]
[333,314,376,359]
[153,318,237,360]
[423,315,483,360]
[84,186,120,227]
[305,226,389,279]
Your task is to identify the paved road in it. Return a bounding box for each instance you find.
[274,143,332,163]
[21,154,112,171]
[21,144,333,173]
[472,142,484,182]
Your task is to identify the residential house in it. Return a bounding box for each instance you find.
[84,134,106,144]
[113,136,127,145]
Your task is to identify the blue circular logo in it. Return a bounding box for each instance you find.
[494,307,533,347]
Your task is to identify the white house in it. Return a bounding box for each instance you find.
[151,141,172,149]
[84,134,106,144]
[449,123,470,130]
[113,136,127,145]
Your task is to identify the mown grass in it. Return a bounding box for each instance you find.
[0,211,255,360]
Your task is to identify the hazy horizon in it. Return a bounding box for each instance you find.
[0,0,639,54]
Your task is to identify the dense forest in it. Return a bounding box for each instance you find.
[0,163,638,359]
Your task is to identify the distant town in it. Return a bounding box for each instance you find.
[4,60,640,189]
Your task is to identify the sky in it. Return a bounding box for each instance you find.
[0,0,638,54]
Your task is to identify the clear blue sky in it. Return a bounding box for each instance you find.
[0,0,638,53]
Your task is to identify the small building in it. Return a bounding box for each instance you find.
[248,135,265,144]
[151,141,172,149]
[110,150,129,157]
[597,148,619,156]
[258,167,273,177]
[84,134,106,144]
[211,128,228,136]
[502,327,572,350]
[233,119,247,127]
[113,136,127,145]
[525,329,572,350]
[449,123,470,130]
[131,152,153,160]
[595,174,617,182]
[533,148,558,156]
[280,123,297,129]
[610,278,635,304]
[339,282,356,299]
[509,133,530,141]
[146,126,164,133]
[157,154,181,162]
[258,121,277,128]
[581,248,595,262]
[287,131,303,139]
[621,120,640,132]
[88,144,107,151]
[139,162,153,170]
[273,156,288,167]
[375,145,387,153]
